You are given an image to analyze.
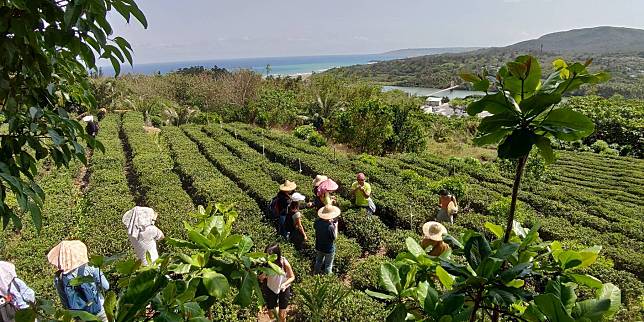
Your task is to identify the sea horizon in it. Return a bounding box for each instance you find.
[98,53,399,77]
[98,47,479,77]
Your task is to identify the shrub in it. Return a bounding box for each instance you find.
[357,153,377,166]
[190,111,222,125]
[150,115,163,128]
[487,198,535,226]
[600,148,619,156]
[428,175,468,199]
[308,131,327,147]
[292,275,388,322]
[294,124,316,140]
[333,237,363,276]
[348,255,390,291]
[591,139,609,153]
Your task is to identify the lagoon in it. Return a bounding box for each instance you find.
[382,85,485,99]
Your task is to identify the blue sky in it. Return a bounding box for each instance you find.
[107,0,644,64]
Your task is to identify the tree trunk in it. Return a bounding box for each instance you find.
[503,154,528,243]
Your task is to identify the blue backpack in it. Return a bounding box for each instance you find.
[57,265,102,315]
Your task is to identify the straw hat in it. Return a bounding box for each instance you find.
[47,240,89,273]
[317,205,341,220]
[422,221,447,241]
[291,192,306,202]
[312,175,328,187]
[279,180,297,192]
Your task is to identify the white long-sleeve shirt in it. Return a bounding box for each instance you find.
[128,225,164,265]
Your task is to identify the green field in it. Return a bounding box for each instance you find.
[2,112,642,320]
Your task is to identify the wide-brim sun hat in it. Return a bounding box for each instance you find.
[291,192,306,202]
[422,221,447,242]
[47,240,89,273]
[318,205,341,220]
[312,175,328,187]
[279,180,297,192]
[317,179,338,194]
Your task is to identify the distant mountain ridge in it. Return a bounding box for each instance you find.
[498,26,644,54]
[325,26,644,98]
[379,47,483,58]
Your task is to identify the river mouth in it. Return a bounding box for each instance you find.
[382,85,486,99]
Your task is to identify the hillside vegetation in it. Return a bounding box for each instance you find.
[327,27,644,98]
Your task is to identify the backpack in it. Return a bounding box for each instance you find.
[283,210,296,235]
[0,279,18,322]
[85,121,99,137]
[268,197,279,219]
[57,265,102,315]
[268,196,284,220]
[278,209,296,239]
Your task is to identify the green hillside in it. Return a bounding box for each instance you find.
[327,27,644,98]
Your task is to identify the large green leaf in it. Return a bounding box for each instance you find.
[504,56,542,102]
[573,298,611,321]
[519,222,541,250]
[476,257,504,279]
[499,262,532,283]
[464,235,492,268]
[380,263,401,295]
[417,281,439,312]
[597,283,621,318]
[478,112,520,133]
[557,250,583,270]
[577,246,601,269]
[202,270,229,299]
[533,135,555,164]
[520,93,561,118]
[492,243,519,260]
[116,270,168,322]
[568,273,603,289]
[488,287,522,306]
[498,129,534,159]
[534,294,575,322]
[387,303,408,322]
[435,266,454,290]
[484,222,504,239]
[406,237,425,258]
[366,290,396,301]
[545,279,577,313]
[466,92,512,116]
[472,129,511,146]
[540,109,595,141]
[439,260,472,278]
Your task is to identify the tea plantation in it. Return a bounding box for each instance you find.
[2,112,642,320]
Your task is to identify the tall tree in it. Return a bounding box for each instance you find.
[0,0,147,230]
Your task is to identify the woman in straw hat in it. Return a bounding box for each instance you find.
[308,175,328,209]
[271,180,297,221]
[313,205,341,274]
[0,261,36,314]
[421,221,450,257]
[48,240,109,321]
[122,206,165,266]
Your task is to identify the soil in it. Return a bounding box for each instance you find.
[256,305,296,322]
[74,149,93,192]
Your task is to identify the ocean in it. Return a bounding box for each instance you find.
[100,54,402,77]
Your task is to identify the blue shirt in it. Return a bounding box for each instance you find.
[314,218,337,253]
[54,265,109,308]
